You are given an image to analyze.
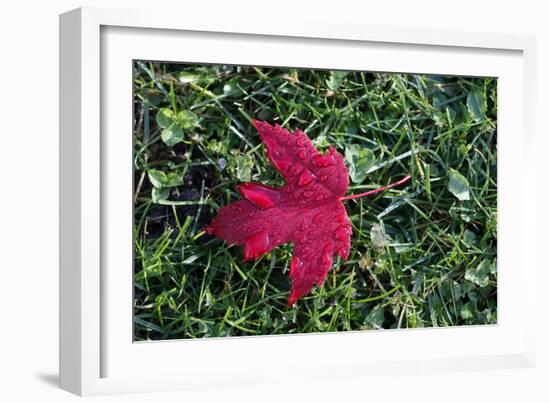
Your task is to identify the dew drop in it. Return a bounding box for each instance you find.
[337,247,349,259]
[290,256,302,274]
[304,190,313,198]
[336,227,349,242]
[298,170,314,186]
[312,155,335,167]
[288,164,302,176]
[274,157,292,174]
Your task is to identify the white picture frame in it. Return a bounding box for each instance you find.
[59,6,537,396]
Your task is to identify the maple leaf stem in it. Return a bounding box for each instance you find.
[340,175,411,202]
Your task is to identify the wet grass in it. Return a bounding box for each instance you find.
[133,62,497,340]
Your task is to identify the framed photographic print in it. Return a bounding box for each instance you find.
[59,6,537,396]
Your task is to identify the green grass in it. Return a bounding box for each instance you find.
[133,62,497,340]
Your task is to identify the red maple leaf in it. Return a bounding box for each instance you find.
[205,120,410,305]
